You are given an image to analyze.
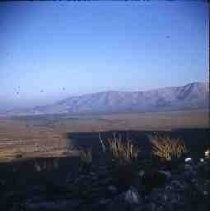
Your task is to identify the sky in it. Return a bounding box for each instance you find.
[0,1,209,108]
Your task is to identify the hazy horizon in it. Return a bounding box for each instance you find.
[0,1,209,108]
[1,81,208,111]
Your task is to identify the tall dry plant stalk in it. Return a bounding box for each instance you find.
[79,148,92,173]
[33,158,59,172]
[80,148,92,165]
[150,135,186,161]
[108,134,139,164]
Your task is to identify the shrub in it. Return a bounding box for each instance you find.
[107,133,140,189]
[108,133,139,165]
[141,170,168,192]
[79,148,92,173]
[150,135,186,162]
[52,157,59,169]
[33,158,59,172]
[34,159,47,172]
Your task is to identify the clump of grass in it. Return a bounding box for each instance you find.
[34,159,47,172]
[150,135,186,161]
[34,160,42,172]
[108,134,139,165]
[79,148,92,173]
[107,133,140,189]
[34,158,59,172]
[53,157,59,169]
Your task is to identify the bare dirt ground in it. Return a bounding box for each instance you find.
[0,109,208,161]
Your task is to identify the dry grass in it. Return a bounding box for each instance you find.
[34,158,60,172]
[79,148,92,173]
[0,109,207,161]
[80,148,92,164]
[150,135,186,161]
[108,134,139,164]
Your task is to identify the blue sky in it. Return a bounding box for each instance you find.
[0,1,209,108]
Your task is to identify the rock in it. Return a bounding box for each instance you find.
[107,185,118,195]
[26,201,57,210]
[204,150,210,159]
[142,170,167,191]
[0,179,6,186]
[106,187,141,211]
[147,202,156,211]
[88,172,98,181]
[99,198,111,205]
[185,157,192,163]
[138,170,145,177]
[203,190,208,196]
[200,158,204,163]
[158,170,171,180]
[184,164,193,171]
[124,187,141,205]
[93,198,111,211]
[156,205,164,211]
[98,177,111,186]
[165,185,173,191]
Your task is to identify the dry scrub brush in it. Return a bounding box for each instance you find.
[108,134,139,164]
[34,158,59,172]
[150,135,186,161]
[79,148,92,173]
[80,148,92,164]
[107,134,140,189]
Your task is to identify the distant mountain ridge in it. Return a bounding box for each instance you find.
[3,82,209,116]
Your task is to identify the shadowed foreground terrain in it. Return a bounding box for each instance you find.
[0,129,209,210]
[0,110,209,210]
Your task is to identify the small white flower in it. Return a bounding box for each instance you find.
[185,157,192,162]
[203,190,208,195]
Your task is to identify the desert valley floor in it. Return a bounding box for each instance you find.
[0,109,209,161]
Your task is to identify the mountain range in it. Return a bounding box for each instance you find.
[3,82,209,116]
